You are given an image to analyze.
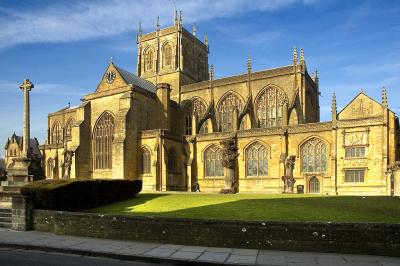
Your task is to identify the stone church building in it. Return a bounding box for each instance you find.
[40,17,399,195]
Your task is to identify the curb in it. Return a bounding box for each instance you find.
[0,243,227,266]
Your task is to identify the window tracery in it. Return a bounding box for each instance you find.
[301,138,327,173]
[246,142,268,177]
[256,87,287,128]
[204,145,224,177]
[217,92,243,132]
[92,112,114,170]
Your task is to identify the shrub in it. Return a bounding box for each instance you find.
[21,179,142,211]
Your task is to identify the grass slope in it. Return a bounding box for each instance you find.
[89,193,400,223]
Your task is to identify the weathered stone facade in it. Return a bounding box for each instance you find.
[40,20,399,195]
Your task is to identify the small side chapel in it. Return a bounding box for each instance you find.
[40,15,399,195]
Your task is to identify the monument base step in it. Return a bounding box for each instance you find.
[0,186,21,193]
[1,181,28,187]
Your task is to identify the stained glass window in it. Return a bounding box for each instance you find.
[141,148,151,175]
[217,92,243,132]
[184,98,207,135]
[92,112,114,170]
[65,118,74,141]
[167,148,176,172]
[204,145,224,178]
[345,169,365,182]
[51,121,63,144]
[256,86,287,128]
[301,138,327,173]
[246,142,268,177]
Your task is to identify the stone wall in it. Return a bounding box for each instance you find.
[33,209,400,257]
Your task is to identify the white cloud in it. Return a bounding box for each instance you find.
[0,0,315,49]
[0,81,83,96]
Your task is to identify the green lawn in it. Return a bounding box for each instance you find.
[89,193,400,223]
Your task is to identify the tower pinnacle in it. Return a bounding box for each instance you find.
[382,86,388,107]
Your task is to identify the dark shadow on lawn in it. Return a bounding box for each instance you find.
[106,195,400,223]
[88,193,171,214]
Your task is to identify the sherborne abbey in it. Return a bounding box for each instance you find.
[36,16,399,195]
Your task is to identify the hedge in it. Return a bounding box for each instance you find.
[21,179,142,211]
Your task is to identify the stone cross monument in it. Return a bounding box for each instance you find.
[5,79,34,183]
[20,79,34,158]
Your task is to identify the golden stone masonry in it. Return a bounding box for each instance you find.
[33,17,399,195]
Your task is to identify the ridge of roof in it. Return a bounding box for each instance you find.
[114,65,156,93]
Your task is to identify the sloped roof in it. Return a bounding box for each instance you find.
[4,134,41,158]
[115,66,156,93]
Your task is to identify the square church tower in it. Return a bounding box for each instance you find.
[136,15,209,102]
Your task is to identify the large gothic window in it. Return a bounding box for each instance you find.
[246,142,268,177]
[184,98,207,135]
[256,86,288,128]
[145,48,154,71]
[162,43,172,68]
[140,147,151,175]
[217,92,243,132]
[301,138,327,173]
[204,145,224,178]
[65,118,74,141]
[92,112,114,170]
[167,148,176,172]
[51,121,63,144]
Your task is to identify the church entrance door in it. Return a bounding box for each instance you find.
[308,176,320,194]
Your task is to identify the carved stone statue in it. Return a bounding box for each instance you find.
[220,137,239,193]
[63,150,74,179]
[282,155,296,193]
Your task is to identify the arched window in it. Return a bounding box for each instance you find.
[204,145,224,178]
[167,148,176,172]
[140,147,151,175]
[199,119,209,134]
[184,98,207,135]
[162,43,172,67]
[145,48,154,71]
[246,142,268,177]
[301,138,327,173]
[47,158,54,179]
[92,112,114,170]
[51,121,63,144]
[65,118,74,141]
[256,86,288,128]
[217,92,243,132]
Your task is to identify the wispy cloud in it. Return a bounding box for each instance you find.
[0,0,315,49]
[0,81,83,96]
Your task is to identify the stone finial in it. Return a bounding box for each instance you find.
[19,79,34,91]
[156,16,160,31]
[204,34,208,47]
[293,47,297,65]
[382,86,388,107]
[210,64,214,81]
[138,22,142,36]
[179,11,182,26]
[332,92,337,110]
[247,55,252,73]
[332,92,337,122]
[300,48,305,65]
[192,23,196,36]
[174,5,178,25]
[109,56,113,64]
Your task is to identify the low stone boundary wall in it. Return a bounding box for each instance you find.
[33,210,400,257]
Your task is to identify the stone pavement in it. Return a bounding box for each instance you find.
[0,228,399,266]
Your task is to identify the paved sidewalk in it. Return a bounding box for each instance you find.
[0,228,399,266]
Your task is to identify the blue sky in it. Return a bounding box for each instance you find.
[0,0,399,146]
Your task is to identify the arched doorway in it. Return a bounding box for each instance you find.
[309,176,320,194]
